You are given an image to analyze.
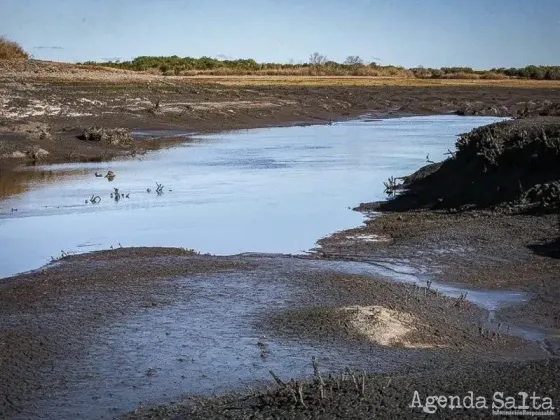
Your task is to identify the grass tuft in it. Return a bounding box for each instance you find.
[0,36,28,59]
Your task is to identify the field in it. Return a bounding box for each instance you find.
[2,59,560,88]
[178,75,560,87]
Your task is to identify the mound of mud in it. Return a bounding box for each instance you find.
[80,127,133,146]
[375,117,560,213]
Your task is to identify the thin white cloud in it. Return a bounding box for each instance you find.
[33,46,64,50]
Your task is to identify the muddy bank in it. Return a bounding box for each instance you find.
[317,116,560,345]
[331,117,560,291]
[0,249,546,419]
[2,76,560,167]
[125,358,559,420]
[370,117,560,213]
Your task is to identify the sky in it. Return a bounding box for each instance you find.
[2,0,559,68]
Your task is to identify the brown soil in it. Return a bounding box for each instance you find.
[0,249,546,419]
[125,359,559,420]
[2,63,560,169]
[375,117,560,213]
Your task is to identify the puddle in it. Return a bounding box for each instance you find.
[0,115,505,279]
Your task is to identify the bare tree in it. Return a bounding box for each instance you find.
[309,52,327,66]
[344,55,364,66]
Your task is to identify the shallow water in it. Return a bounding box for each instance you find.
[0,115,503,278]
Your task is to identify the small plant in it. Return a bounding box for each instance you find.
[312,356,325,399]
[111,188,121,201]
[413,284,421,301]
[425,279,433,296]
[155,182,164,195]
[455,291,468,307]
[383,176,401,197]
[444,148,457,159]
[51,249,73,261]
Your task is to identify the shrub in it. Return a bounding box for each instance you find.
[480,71,508,80]
[441,72,481,79]
[76,53,560,81]
[0,36,28,59]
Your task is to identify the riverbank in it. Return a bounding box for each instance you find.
[317,117,560,331]
[2,68,560,170]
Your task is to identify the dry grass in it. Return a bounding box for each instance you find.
[1,59,560,88]
[0,36,28,60]
[181,75,560,88]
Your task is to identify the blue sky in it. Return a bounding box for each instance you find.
[2,0,559,68]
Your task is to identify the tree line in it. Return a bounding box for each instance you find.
[75,53,560,80]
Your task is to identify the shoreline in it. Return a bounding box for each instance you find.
[2,78,560,169]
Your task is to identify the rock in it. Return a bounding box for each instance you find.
[81,127,133,146]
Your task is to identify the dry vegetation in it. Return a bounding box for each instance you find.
[180,75,560,88]
[0,36,28,59]
[0,38,558,87]
[84,53,560,80]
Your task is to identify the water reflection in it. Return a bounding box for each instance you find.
[0,167,91,200]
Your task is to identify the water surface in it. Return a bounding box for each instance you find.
[0,116,504,278]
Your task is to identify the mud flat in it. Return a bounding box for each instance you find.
[318,117,560,337]
[123,115,560,420]
[0,249,551,419]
